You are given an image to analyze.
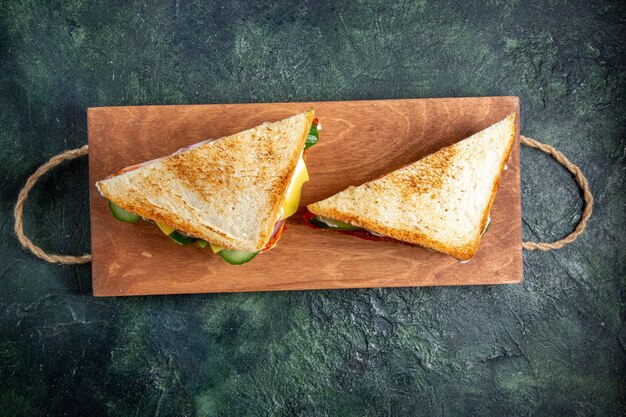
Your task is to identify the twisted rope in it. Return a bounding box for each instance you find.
[13,136,593,263]
[520,135,593,251]
[13,145,91,264]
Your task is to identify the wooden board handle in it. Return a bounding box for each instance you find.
[520,135,593,251]
[13,145,91,264]
[13,137,593,264]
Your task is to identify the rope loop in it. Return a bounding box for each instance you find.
[13,145,91,264]
[520,136,593,251]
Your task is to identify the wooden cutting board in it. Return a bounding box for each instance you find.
[88,97,522,296]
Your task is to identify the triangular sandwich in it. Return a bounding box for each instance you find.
[307,113,517,260]
[97,110,319,264]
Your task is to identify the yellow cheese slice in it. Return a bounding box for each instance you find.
[280,155,309,220]
[209,242,224,254]
[156,221,175,236]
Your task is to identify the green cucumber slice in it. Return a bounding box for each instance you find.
[304,124,319,149]
[197,240,208,248]
[309,216,329,228]
[109,201,140,223]
[313,216,361,230]
[168,230,197,245]
[219,249,258,265]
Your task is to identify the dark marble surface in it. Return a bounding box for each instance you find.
[1,1,624,416]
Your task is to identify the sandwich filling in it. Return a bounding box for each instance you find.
[303,212,491,249]
[107,118,320,265]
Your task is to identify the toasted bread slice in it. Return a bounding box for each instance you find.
[96,110,315,252]
[308,113,517,260]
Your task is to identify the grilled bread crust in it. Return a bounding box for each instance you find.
[308,113,517,260]
[97,110,315,252]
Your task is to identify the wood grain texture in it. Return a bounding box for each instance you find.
[88,97,522,296]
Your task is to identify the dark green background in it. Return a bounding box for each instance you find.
[1,1,624,416]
